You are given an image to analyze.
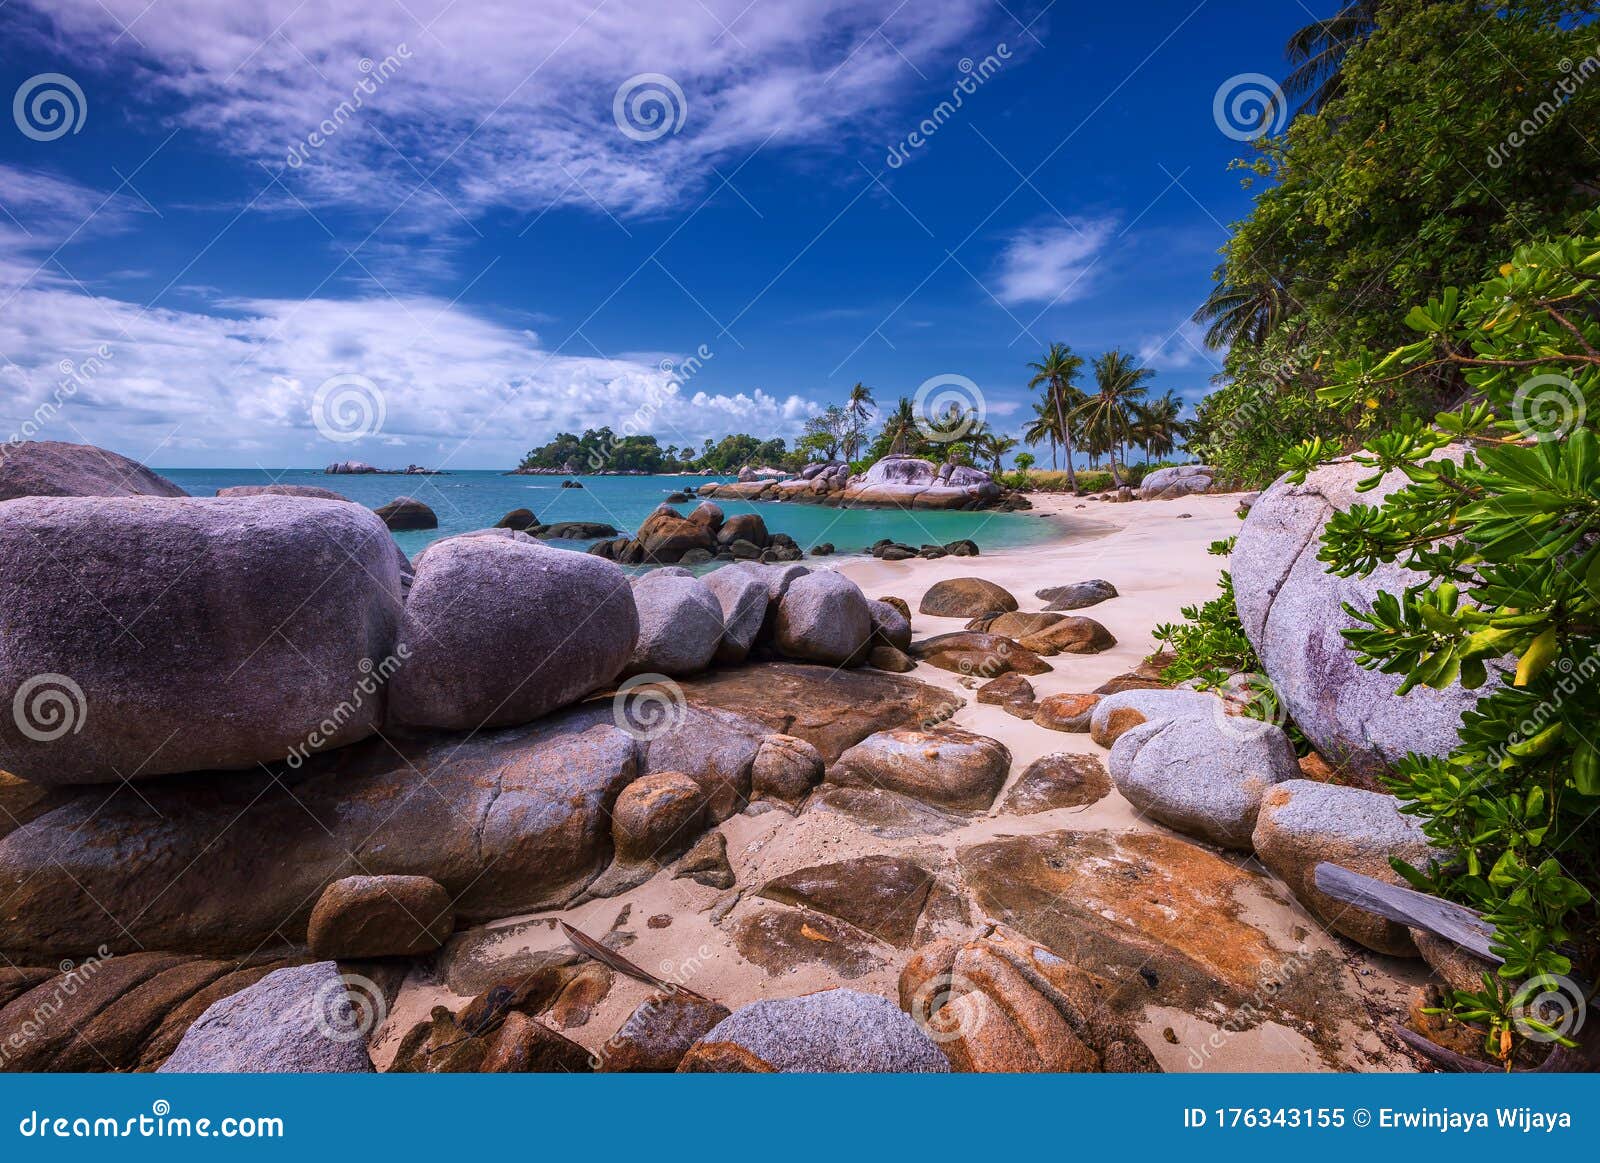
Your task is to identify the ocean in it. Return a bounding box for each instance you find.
[160,469,1063,560]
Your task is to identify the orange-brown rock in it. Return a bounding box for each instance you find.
[1032,692,1100,732]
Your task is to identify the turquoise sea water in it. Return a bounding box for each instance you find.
[159,469,1064,559]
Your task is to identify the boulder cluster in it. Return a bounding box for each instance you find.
[587,501,803,565]
[698,455,1029,511]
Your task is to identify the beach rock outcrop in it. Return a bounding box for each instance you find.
[900,929,1158,1072]
[678,989,950,1072]
[158,963,376,1073]
[775,570,871,665]
[306,875,455,960]
[1016,615,1116,656]
[496,507,539,530]
[0,440,186,501]
[758,855,933,948]
[1253,780,1442,956]
[0,495,403,785]
[827,726,1009,811]
[1140,464,1213,500]
[1232,456,1484,782]
[1036,579,1118,610]
[1110,716,1299,850]
[999,753,1110,813]
[908,631,1051,677]
[625,572,723,677]
[1032,692,1099,732]
[919,577,1018,618]
[866,598,912,652]
[388,535,637,730]
[373,495,438,530]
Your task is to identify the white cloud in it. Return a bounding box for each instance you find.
[0,169,819,467]
[27,0,997,227]
[992,218,1116,306]
[1136,318,1220,371]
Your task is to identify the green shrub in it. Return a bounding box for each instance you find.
[1285,222,1600,1065]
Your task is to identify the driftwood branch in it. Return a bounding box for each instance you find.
[1313,863,1498,961]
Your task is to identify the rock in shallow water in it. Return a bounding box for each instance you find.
[679,989,950,1072]
[0,495,403,785]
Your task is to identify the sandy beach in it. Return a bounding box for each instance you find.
[370,489,1427,1074]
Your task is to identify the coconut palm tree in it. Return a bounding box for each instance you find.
[985,434,1018,474]
[1074,349,1154,487]
[1191,274,1295,350]
[1278,0,1384,118]
[1026,343,1086,493]
[1131,391,1185,463]
[1022,399,1062,470]
[843,381,876,461]
[879,395,920,456]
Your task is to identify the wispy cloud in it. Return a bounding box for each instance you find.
[992,218,1116,306]
[1136,318,1219,371]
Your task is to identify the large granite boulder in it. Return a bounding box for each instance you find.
[866,599,913,652]
[678,989,949,1072]
[840,456,1001,510]
[0,440,186,501]
[1139,464,1213,500]
[388,536,637,730]
[1253,780,1443,956]
[1036,579,1118,611]
[0,495,403,784]
[634,505,714,563]
[1232,457,1483,782]
[158,963,376,1073]
[702,568,768,666]
[909,631,1052,677]
[775,570,871,665]
[216,483,349,500]
[1109,715,1299,849]
[919,577,1018,618]
[1088,688,1227,747]
[625,572,723,677]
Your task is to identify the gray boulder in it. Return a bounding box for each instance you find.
[0,496,403,784]
[1253,780,1443,956]
[1140,464,1213,500]
[679,988,949,1072]
[1232,457,1484,782]
[1088,688,1229,747]
[216,483,348,501]
[703,567,769,666]
[1035,579,1118,611]
[625,572,724,676]
[1109,715,1299,849]
[866,598,912,652]
[158,962,375,1073]
[0,440,186,502]
[775,570,871,665]
[388,536,637,730]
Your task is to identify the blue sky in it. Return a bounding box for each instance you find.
[0,0,1311,469]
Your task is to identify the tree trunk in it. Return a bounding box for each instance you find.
[1052,383,1078,494]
